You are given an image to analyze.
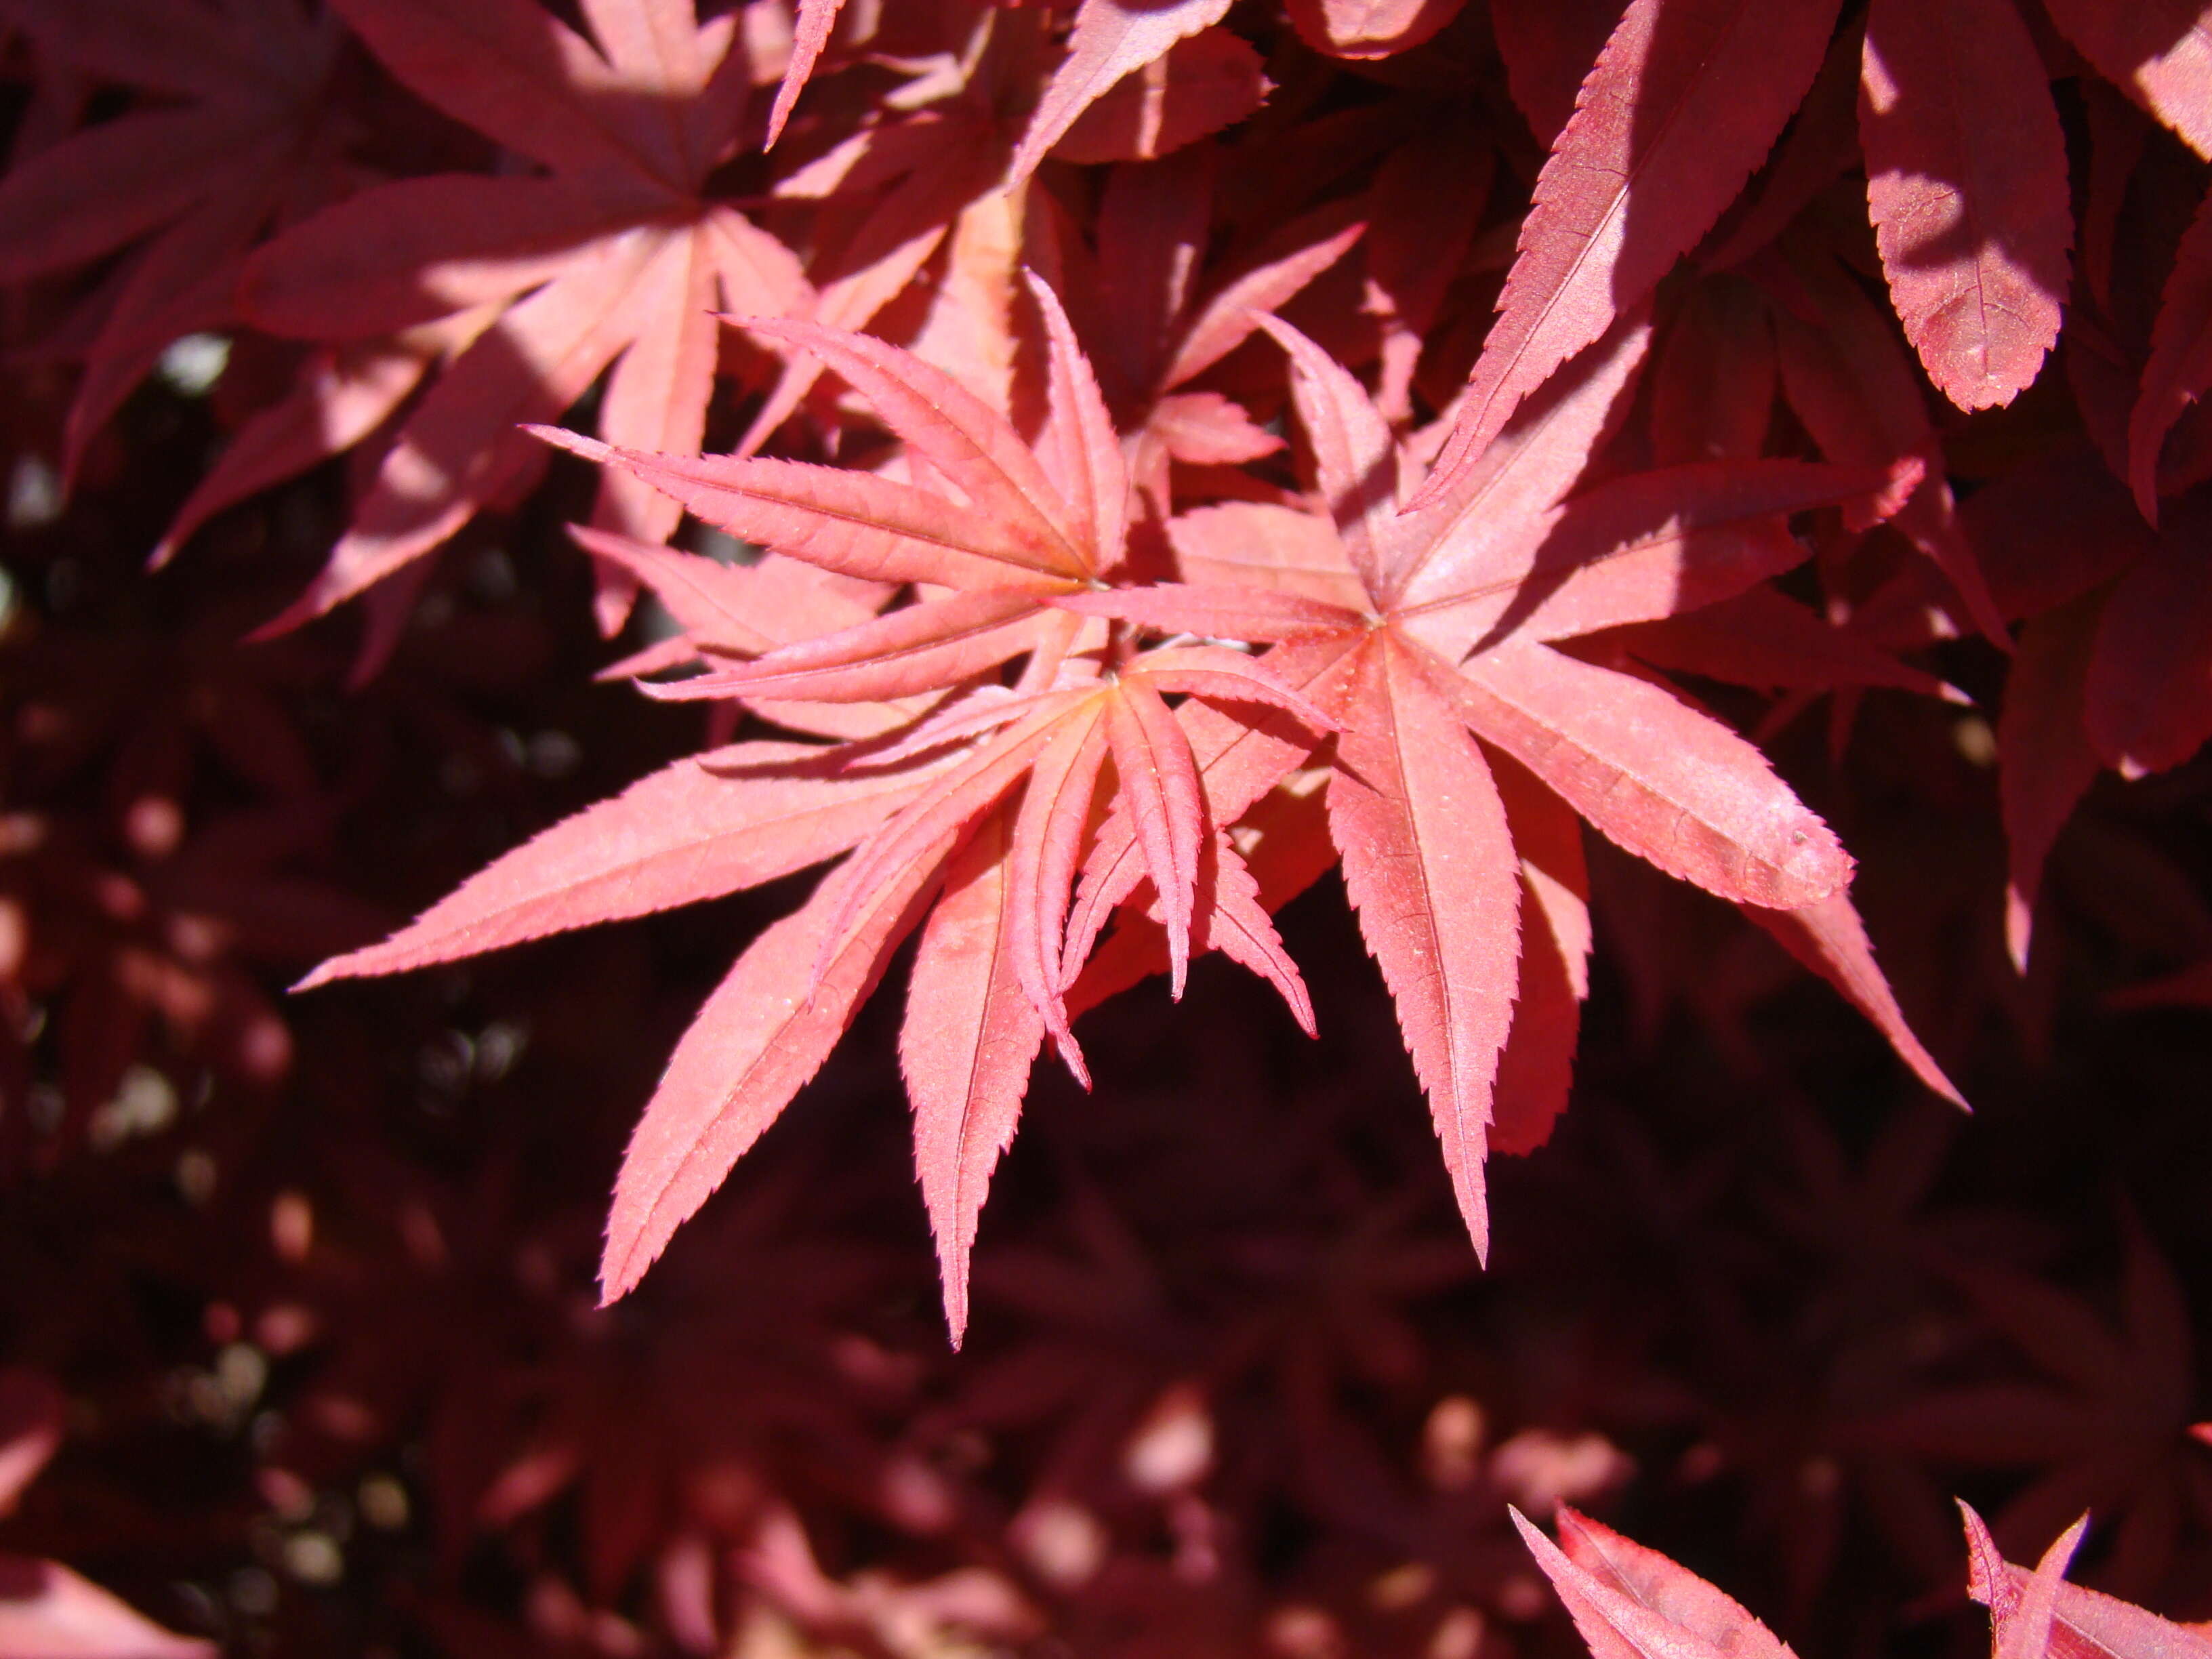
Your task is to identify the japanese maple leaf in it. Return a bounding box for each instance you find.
[1580,278,1965,715]
[1053,311,1959,1263]
[762,0,848,146]
[535,279,1128,712]
[0,0,350,474]
[1006,0,1240,184]
[736,9,1027,465]
[766,0,1263,182]
[1862,1220,2203,1599]
[1415,0,1842,502]
[1760,241,2014,646]
[1960,1502,2212,1659]
[147,307,495,573]
[306,287,1332,1341]
[1511,1503,1799,1659]
[234,0,806,633]
[1490,0,1629,146]
[0,592,390,1162]
[752,13,1271,464]
[460,1153,916,1603]
[1046,144,1367,514]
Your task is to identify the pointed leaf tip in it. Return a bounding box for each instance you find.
[522,422,611,464]
[1328,640,1518,1262]
[1413,0,1841,505]
[766,0,848,149]
[1516,1501,1798,1659]
[1009,0,1238,185]
[600,844,949,1302]
[900,819,1040,1353]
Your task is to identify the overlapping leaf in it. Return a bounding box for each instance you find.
[1962,1502,2212,1659]
[1416,0,1840,501]
[312,286,1332,1338]
[230,0,806,631]
[1511,1504,1797,1659]
[1052,310,1956,1258]
[0,0,350,471]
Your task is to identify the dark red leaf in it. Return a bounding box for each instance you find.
[2129,184,2212,522]
[2000,596,2105,971]
[2083,498,2212,777]
[2041,0,2212,161]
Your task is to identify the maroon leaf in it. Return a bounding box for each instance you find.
[1767,258,2013,645]
[1600,586,1957,699]
[329,0,659,181]
[2083,499,2212,777]
[1490,764,1587,1157]
[1162,203,1367,390]
[1489,0,1629,146]
[2129,184,2212,522]
[236,176,650,340]
[2000,596,2105,971]
[151,337,440,571]
[253,237,670,630]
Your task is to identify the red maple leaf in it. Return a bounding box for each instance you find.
[0,0,352,474]
[1511,1502,1798,1659]
[232,0,807,633]
[1416,0,1841,501]
[1961,1500,2212,1658]
[303,287,1332,1340]
[1057,310,1960,1261]
[1862,1216,2205,1599]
